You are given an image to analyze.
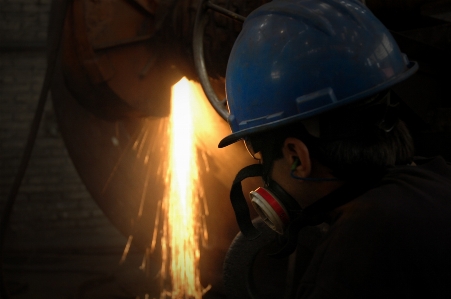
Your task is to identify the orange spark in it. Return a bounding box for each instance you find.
[160,77,208,298]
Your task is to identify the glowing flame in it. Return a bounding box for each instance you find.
[160,77,208,298]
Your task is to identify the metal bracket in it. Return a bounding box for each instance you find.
[193,0,245,121]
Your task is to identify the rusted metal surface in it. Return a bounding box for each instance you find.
[61,0,268,120]
[51,59,263,291]
[62,0,179,119]
[53,0,267,294]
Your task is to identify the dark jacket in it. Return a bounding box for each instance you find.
[297,157,451,298]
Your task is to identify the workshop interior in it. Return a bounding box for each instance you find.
[0,0,450,298]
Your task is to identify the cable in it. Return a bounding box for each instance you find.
[0,1,71,298]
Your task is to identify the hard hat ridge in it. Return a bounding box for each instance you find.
[250,0,335,36]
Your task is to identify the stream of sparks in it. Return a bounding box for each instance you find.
[161,77,206,298]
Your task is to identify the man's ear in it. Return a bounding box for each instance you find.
[282,137,311,178]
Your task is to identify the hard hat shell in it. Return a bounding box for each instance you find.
[218,0,418,148]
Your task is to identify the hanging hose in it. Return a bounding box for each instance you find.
[0,1,71,297]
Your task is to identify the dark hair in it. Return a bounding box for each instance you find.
[254,92,415,180]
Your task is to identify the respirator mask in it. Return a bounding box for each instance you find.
[229,135,346,256]
[229,136,304,242]
[230,163,303,240]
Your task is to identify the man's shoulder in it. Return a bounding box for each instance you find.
[327,158,451,253]
[384,156,451,186]
[350,156,451,212]
[298,158,451,299]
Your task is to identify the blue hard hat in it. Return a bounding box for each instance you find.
[218,0,418,148]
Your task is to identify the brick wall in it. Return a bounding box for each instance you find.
[0,0,126,251]
[0,0,50,46]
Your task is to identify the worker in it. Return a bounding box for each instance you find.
[218,0,451,297]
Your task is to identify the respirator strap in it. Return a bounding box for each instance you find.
[230,163,264,240]
[267,178,302,212]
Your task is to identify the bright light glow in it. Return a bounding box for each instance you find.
[160,77,208,298]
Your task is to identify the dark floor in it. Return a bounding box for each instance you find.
[3,223,226,299]
[3,225,141,299]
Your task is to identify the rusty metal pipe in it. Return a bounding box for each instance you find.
[206,1,246,22]
[193,0,231,120]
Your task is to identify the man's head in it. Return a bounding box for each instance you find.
[244,91,415,207]
[220,0,418,236]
